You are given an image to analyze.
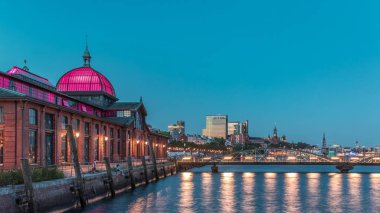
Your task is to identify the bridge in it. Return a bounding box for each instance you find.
[176,148,380,173]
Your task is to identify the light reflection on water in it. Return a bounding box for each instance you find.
[179,172,194,213]
[80,166,380,213]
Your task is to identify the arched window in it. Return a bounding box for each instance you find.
[29,108,37,125]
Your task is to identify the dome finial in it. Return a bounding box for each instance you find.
[83,34,91,67]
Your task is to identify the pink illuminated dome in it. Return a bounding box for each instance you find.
[56,43,116,97]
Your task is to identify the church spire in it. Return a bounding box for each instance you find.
[273,123,278,137]
[83,35,91,67]
[322,133,326,149]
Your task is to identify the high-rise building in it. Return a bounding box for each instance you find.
[228,120,249,144]
[202,115,228,139]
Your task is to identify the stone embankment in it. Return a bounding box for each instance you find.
[0,162,176,212]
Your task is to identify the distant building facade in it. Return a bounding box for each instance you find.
[202,115,228,139]
[228,120,249,144]
[168,120,186,141]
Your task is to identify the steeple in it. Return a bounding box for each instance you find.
[83,35,91,67]
[322,133,326,149]
[273,124,278,137]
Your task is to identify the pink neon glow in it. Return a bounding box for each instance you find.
[7,66,54,87]
[56,67,116,97]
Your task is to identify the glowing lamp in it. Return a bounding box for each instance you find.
[75,132,80,138]
[104,136,108,141]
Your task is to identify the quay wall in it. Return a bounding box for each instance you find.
[0,163,176,213]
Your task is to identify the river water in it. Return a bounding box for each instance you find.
[79,165,380,213]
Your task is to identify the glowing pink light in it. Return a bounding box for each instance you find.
[7,66,54,86]
[56,67,116,97]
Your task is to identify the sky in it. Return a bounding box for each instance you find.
[1,1,380,147]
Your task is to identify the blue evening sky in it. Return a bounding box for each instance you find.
[1,0,380,147]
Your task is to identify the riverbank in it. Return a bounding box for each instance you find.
[0,162,176,212]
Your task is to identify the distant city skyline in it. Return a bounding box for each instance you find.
[2,1,380,146]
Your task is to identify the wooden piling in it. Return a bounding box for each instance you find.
[127,156,136,189]
[141,157,149,185]
[104,157,115,197]
[174,159,179,173]
[20,158,37,213]
[162,166,167,177]
[67,125,86,208]
[148,141,159,181]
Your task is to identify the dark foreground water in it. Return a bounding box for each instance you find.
[80,165,380,213]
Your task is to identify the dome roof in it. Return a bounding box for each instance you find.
[56,66,116,97]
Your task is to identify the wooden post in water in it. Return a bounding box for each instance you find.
[162,165,167,177]
[148,140,159,181]
[127,156,136,189]
[141,157,149,185]
[67,125,86,208]
[20,158,37,213]
[174,159,179,173]
[104,157,115,197]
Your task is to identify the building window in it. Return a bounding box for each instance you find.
[84,137,90,162]
[95,124,99,161]
[29,130,37,164]
[117,129,121,155]
[45,133,54,165]
[84,122,90,163]
[61,116,68,129]
[61,134,68,162]
[73,119,80,131]
[45,113,54,130]
[84,122,90,135]
[0,130,4,164]
[110,128,114,161]
[117,110,131,118]
[0,107,4,123]
[29,109,37,125]
[9,80,15,90]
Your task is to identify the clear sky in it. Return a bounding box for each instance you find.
[1,0,380,147]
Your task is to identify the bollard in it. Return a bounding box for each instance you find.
[104,157,115,197]
[20,158,37,213]
[67,125,86,208]
[127,156,136,189]
[142,157,149,185]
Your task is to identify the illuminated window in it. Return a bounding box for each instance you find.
[117,110,131,117]
[29,130,37,164]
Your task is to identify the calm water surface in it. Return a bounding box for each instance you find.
[80,165,380,213]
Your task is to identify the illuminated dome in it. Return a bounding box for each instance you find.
[56,42,116,97]
[56,66,116,97]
